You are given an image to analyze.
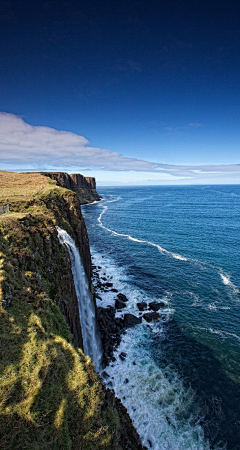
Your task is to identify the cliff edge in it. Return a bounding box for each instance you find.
[0,171,144,450]
[40,172,101,204]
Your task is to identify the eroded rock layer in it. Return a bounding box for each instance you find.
[0,171,144,450]
[41,171,101,204]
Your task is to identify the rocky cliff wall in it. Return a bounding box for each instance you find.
[41,172,101,204]
[0,171,145,450]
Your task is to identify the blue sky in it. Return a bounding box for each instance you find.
[0,0,240,184]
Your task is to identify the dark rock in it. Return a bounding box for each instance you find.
[102,371,110,379]
[143,312,161,322]
[124,314,142,327]
[149,301,165,311]
[41,172,101,204]
[119,352,127,361]
[111,288,118,293]
[103,388,146,449]
[136,301,148,311]
[124,378,129,384]
[97,306,125,367]
[104,281,113,287]
[115,299,127,309]
[117,293,128,302]
[133,361,136,365]
[95,293,102,300]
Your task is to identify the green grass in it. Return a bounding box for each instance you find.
[0,171,123,450]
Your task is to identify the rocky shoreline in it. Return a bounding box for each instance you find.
[92,263,167,370]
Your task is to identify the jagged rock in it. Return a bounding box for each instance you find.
[0,171,146,450]
[137,301,148,311]
[143,312,161,322]
[117,293,128,302]
[102,371,110,379]
[105,281,113,287]
[115,299,127,309]
[149,301,165,311]
[124,313,142,327]
[119,352,127,361]
[97,306,125,366]
[41,172,101,204]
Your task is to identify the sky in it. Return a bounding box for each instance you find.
[0,0,240,185]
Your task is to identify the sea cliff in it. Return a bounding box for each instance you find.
[40,172,101,204]
[0,171,144,450]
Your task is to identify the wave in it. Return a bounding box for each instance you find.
[208,187,240,198]
[97,198,188,262]
[219,270,240,295]
[208,327,240,342]
[90,196,240,310]
[192,325,240,343]
[91,249,215,450]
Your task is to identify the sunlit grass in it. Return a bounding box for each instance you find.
[0,171,57,206]
[0,171,121,450]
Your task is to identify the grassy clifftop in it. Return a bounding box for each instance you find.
[0,172,143,450]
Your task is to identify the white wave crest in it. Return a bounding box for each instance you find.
[219,271,240,295]
[97,199,188,262]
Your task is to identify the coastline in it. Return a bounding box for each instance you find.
[0,171,145,450]
[83,186,240,450]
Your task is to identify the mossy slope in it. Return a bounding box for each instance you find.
[0,172,143,450]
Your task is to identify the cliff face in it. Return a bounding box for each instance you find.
[41,172,101,204]
[0,171,144,450]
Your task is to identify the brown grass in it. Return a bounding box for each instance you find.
[0,171,57,207]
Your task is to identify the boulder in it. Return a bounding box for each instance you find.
[149,301,165,311]
[124,314,142,327]
[117,293,128,302]
[119,352,127,361]
[137,301,148,311]
[143,312,161,322]
[115,299,127,309]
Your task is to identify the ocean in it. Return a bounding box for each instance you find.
[82,185,240,450]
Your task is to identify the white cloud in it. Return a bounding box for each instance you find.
[164,123,202,132]
[0,112,239,183]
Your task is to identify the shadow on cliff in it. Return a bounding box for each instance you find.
[0,289,119,450]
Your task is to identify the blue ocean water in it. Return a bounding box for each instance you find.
[82,185,240,450]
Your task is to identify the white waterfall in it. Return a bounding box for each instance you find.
[57,227,102,372]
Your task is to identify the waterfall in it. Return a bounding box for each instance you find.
[57,227,102,372]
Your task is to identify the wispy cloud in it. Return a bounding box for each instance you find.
[0,113,239,182]
[164,123,202,132]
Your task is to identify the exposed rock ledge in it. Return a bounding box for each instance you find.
[0,171,145,450]
[41,171,101,204]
